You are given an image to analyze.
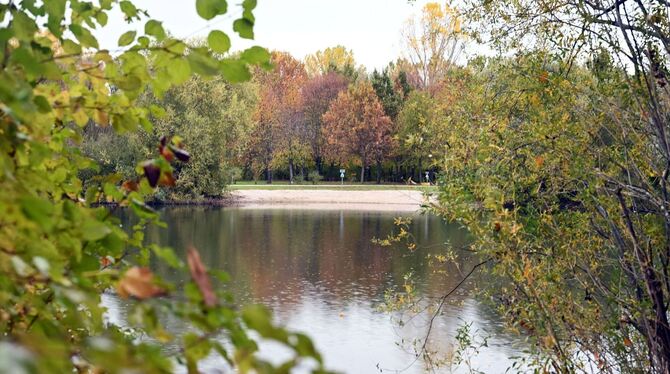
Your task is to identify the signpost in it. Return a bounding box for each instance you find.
[425,171,430,184]
[340,169,345,185]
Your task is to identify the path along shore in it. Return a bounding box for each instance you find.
[231,189,433,212]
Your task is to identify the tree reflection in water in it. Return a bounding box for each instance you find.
[109,207,528,373]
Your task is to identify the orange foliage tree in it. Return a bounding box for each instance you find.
[301,72,350,174]
[246,52,307,182]
[322,82,395,182]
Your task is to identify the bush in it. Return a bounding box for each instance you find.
[308,170,323,184]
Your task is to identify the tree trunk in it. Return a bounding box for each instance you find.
[316,156,323,175]
[418,157,423,182]
[360,161,365,183]
[289,159,294,184]
[266,168,273,184]
[376,161,382,184]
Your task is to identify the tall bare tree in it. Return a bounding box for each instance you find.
[401,2,465,89]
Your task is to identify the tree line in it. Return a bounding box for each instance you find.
[81,2,465,195]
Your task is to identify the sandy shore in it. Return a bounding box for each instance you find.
[231,189,431,212]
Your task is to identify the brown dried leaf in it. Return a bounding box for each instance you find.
[187,246,217,307]
[158,171,176,187]
[117,267,166,299]
[121,180,139,192]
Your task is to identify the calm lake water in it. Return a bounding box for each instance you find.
[109,206,528,373]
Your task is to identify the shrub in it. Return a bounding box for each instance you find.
[309,170,323,184]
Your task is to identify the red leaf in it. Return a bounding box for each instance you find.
[187,246,217,307]
[160,145,175,162]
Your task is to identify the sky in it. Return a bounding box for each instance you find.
[96,0,439,71]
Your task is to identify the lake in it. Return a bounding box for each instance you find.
[109,206,529,373]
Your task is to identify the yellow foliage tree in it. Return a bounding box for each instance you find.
[401,2,465,88]
[304,45,361,78]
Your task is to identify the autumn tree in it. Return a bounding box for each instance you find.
[247,51,308,183]
[322,82,394,183]
[401,2,465,89]
[411,0,670,371]
[304,45,363,80]
[301,72,350,174]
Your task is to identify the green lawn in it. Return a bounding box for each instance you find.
[227,181,437,192]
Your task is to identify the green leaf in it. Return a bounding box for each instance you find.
[118,30,137,47]
[150,104,167,118]
[220,59,250,83]
[233,18,254,39]
[62,39,81,55]
[293,333,321,361]
[166,58,191,84]
[33,95,51,113]
[240,46,270,65]
[69,24,99,48]
[151,245,183,268]
[116,75,142,91]
[184,333,213,362]
[242,0,257,12]
[207,30,230,53]
[145,20,166,40]
[187,51,219,76]
[119,1,138,19]
[137,36,150,48]
[241,0,257,23]
[81,220,112,241]
[44,0,66,19]
[10,47,43,78]
[96,11,108,26]
[196,0,227,20]
[12,11,38,40]
[242,304,288,341]
[19,196,54,231]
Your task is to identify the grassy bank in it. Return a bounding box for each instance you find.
[227,181,437,192]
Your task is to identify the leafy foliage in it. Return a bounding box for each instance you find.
[304,45,363,80]
[0,1,325,372]
[322,81,395,182]
[428,0,670,369]
[401,2,465,89]
[245,51,308,183]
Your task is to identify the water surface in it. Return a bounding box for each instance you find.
[112,206,528,373]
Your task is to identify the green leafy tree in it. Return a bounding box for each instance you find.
[82,76,258,199]
[0,1,325,372]
[370,67,404,120]
[146,76,258,198]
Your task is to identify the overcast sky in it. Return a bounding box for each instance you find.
[95,0,439,71]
